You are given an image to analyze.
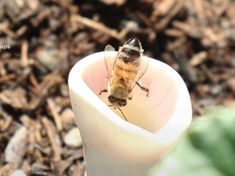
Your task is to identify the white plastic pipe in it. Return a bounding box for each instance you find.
[68,51,192,176]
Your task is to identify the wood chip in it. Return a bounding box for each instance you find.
[189,52,208,66]
[0,88,27,109]
[41,117,62,162]
[0,164,13,176]
[1,0,235,174]
[152,0,177,18]
[100,0,125,6]
[3,0,40,23]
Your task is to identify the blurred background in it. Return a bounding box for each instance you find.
[0,0,235,175]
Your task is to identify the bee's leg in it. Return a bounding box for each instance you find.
[99,89,108,95]
[109,104,114,108]
[136,81,149,96]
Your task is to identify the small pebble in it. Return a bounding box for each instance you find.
[64,127,82,148]
[60,108,75,130]
[10,170,27,176]
[5,126,28,168]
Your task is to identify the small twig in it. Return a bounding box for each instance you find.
[47,98,63,131]
[21,40,29,67]
[173,21,202,38]
[16,25,28,37]
[29,73,40,90]
[71,15,127,41]
[0,74,16,83]
[164,29,185,37]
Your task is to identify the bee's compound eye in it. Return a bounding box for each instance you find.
[108,95,116,103]
[119,99,127,106]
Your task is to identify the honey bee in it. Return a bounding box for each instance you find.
[99,37,149,121]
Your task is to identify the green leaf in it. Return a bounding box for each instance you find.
[150,105,235,176]
[150,137,223,176]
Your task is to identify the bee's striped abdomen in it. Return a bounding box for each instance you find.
[114,59,139,79]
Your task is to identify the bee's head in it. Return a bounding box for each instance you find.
[108,95,127,107]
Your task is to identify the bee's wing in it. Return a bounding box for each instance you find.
[104,45,116,83]
[130,56,149,91]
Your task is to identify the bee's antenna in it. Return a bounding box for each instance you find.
[108,104,128,121]
[117,107,128,121]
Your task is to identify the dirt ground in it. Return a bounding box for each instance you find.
[0,0,235,175]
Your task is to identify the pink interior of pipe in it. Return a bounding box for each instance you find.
[82,54,179,133]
